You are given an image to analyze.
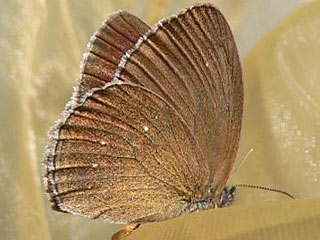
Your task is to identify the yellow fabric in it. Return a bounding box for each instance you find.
[0,0,319,239]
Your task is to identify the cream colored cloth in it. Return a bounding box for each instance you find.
[0,0,319,239]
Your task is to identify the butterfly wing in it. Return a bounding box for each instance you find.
[74,10,150,103]
[44,3,242,223]
[112,4,243,194]
[44,83,209,223]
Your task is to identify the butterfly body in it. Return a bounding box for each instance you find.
[182,186,236,215]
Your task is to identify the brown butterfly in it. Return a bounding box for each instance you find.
[44,2,243,229]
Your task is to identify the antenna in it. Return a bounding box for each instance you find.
[230,148,254,178]
[233,184,295,199]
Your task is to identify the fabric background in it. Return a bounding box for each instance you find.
[0,0,319,239]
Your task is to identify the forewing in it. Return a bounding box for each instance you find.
[44,83,209,223]
[116,4,243,193]
[74,11,150,103]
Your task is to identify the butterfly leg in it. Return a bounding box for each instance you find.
[111,224,141,240]
[123,224,141,235]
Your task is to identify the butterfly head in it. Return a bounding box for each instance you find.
[217,186,236,208]
[183,186,236,214]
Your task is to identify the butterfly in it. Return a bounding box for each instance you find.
[44,3,243,227]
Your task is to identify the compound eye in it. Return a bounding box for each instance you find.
[230,186,237,195]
